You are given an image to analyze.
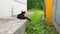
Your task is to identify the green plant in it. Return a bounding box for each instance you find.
[25,9,58,34]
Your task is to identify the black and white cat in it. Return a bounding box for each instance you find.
[17,11,31,21]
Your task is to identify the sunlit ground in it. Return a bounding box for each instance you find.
[25,9,58,34]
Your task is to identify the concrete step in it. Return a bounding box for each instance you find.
[0,12,33,34]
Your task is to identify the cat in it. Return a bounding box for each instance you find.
[17,11,31,21]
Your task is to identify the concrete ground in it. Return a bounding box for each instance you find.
[0,12,33,34]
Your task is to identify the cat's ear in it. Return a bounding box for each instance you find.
[21,11,23,13]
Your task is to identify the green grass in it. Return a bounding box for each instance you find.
[25,9,58,34]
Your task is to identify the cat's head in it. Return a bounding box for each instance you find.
[21,11,26,14]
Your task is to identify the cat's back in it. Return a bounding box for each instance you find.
[17,14,21,18]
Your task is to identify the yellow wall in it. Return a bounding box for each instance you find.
[46,0,53,25]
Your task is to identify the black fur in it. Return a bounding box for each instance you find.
[17,11,31,21]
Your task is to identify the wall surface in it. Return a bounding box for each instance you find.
[0,0,27,17]
[52,0,60,34]
[13,0,27,15]
[0,0,12,17]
